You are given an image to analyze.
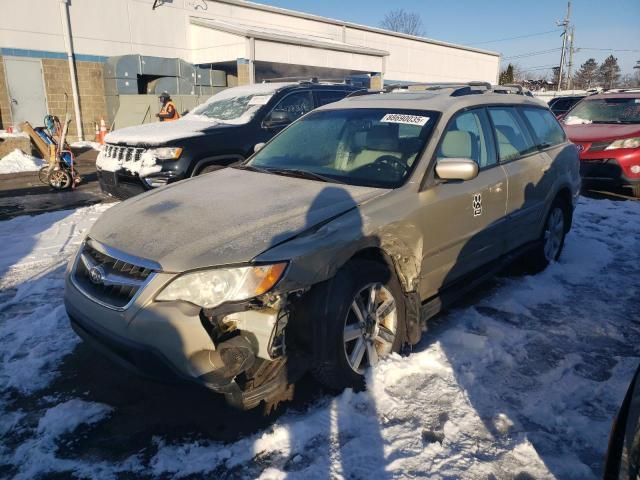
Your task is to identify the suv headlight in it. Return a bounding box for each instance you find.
[605,137,640,150]
[148,147,183,160]
[156,263,287,309]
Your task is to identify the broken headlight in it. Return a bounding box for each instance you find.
[156,263,287,309]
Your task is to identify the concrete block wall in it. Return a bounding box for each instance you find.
[42,59,107,140]
[0,57,12,129]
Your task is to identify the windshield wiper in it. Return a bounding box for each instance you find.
[265,168,346,184]
[231,164,272,174]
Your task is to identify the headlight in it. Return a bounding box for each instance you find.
[156,263,287,309]
[605,137,640,150]
[148,147,183,160]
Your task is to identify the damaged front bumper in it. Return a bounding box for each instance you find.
[64,268,298,410]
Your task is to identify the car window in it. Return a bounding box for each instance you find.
[437,109,494,168]
[316,90,349,107]
[564,97,640,125]
[488,107,537,162]
[520,107,566,147]
[268,91,314,123]
[249,108,437,188]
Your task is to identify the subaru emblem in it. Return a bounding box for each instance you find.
[89,265,105,285]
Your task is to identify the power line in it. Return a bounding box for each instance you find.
[467,29,562,46]
[504,48,562,60]
[579,48,640,53]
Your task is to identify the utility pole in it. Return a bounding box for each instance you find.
[567,27,575,90]
[556,1,571,92]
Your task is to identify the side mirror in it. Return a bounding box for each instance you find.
[263,110,290,128]
[435,158,479,182]
[254,142,265,153]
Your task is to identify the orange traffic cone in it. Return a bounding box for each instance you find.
[94,122,100,142]
[99,118,107,144]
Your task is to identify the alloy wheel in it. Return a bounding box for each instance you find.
[343,283,398,373]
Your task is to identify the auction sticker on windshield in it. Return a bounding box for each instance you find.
[381,113,430,126]
[248,95,273,106]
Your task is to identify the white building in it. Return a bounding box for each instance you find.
[0,0,500,138]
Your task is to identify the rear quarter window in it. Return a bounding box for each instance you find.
[520,107,566,147]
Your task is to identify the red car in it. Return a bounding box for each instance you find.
[562,92,640,197]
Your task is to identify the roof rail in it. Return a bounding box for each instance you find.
[346,89,384,98]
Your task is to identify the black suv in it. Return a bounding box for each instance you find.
[97,82,361,199]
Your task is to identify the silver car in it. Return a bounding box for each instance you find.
[65,84,581,409]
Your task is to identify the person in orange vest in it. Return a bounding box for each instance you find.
[156,92,180,122]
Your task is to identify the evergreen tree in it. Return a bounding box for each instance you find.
[499,64,515,85]
[573,58,599,89]
[598,55,621,89]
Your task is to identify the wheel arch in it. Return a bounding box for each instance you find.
[190,154,245,177]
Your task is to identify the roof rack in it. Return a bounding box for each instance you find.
[261,76,349,84]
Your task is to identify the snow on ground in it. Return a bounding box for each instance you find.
[0,197,639,479]
[0,130,29,139]
[0,149,46,174]
[70,141,103,151]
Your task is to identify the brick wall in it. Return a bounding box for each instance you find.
[42,59,107,141]
[0,57,12,130]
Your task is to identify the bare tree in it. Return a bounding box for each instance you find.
[380,9,425,36]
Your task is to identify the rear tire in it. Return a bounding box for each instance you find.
[527,197,570,272]
[311,259,406,392]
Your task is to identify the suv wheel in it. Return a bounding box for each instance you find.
[312,260,406,391]
[528,198,569,271]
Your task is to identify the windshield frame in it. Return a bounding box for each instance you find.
[564,96,640,125]
[242,107,440,189]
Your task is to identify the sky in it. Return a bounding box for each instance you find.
[257,0,640,77]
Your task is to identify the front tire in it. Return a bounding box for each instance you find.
[311,260,406,391]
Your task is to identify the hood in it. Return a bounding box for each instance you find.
[104,119,235,147]
[563,123,640,143]
[89,168,387,272]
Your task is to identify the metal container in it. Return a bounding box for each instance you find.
[179,59,197,84]
[104,55,141,79]
[104,77,138,95]
[147,77,196,95]
[211,70,227,87]
[195,67,212,86]
[140,56,179,77]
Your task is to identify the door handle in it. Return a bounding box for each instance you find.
[10,98,18,105]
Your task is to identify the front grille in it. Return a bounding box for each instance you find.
[588,141,612,152]
[580,159,622,180]
[73,240,155,309]
[104,144,145,163]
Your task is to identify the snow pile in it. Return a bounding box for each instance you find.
[0,149,46,174]
[0,197,638,479]
[70,140,102,151]
[0,130,29,139]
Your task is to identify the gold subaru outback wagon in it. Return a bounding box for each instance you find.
[65,83,581,409]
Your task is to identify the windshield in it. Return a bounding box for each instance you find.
[247,109,437,188]
[564,97,640,125]
[187,86,281,124]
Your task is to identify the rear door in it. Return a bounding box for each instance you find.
[418,108,508,299]
[488,106,547,251]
